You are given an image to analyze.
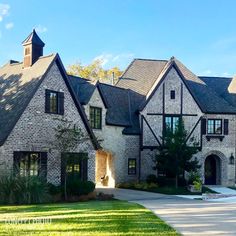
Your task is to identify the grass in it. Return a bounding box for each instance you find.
[0,200,178,236]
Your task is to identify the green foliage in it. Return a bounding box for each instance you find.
[154,120,200,187]
[116,181,158,190]
[146,174,158,184]
[66,179,95,196]
[0,201,178,235]
[0,174,50,204]
[67,59,123,84]
[187,171,201,185]
[53,118,88,153]
[193,180,202,191]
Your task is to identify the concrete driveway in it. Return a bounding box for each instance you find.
[97,188,236,236]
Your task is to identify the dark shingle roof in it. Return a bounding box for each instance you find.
[22,29,45,47]
[0,54,56,145]
[200,76,236,110]
[69,76,144,134]
[116,59,167,95]
[68,75,96,105]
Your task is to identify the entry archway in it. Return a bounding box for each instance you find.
[204,155,221,185]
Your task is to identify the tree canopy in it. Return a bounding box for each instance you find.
[67,59,123,84]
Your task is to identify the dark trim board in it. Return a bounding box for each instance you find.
[185,116,202,144]
[140,61,204,113]
[142,115,162,146]
[141,146,158,150]
[180,83,183,115]
[147,113,198,116]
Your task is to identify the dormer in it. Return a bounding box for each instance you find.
[22,29,45,68]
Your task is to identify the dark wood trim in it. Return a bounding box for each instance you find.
[139,61,204,113]
[206,135,225,142]
[142,115,162,146]
[162,83,165,115]
[89,106,102,130]
[147,113,198,116]
[140,115,144,149]
[185,116,202,144]
[180,83,183,115]
[96,82,108,109]
[142,146,158,150]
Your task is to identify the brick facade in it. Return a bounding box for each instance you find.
[0,62,96,185]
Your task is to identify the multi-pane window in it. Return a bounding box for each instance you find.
[50,92,58,113]
[62,153,88,183]
[89,107,102,129]
[14,152,47,178]
[164,116,180,133]
[207,119,222,134]
[128,158,136,175]
[45,90,64,115]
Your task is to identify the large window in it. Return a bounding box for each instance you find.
[61,153,88,184]
[164,116,180,133]
[207,119,222,134]
[128,158,136,175]
[89,106,102,129]
[13,152,47,178]
[45,90,64,115]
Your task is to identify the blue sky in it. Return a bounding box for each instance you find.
[1,0,236,76]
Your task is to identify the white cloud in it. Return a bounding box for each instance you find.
[0,4,10,22]
[5,22,13,29]
[201,69,212,75]
[93,53,134,68]
[35,25,48,33]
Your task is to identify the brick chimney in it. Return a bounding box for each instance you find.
[22,29,45,68]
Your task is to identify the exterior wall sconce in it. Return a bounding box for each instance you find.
[229,153,234,165]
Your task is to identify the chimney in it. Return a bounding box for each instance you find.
[22,29,45,68]
[111,72,115,85]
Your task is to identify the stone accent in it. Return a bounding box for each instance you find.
[0,62,95,185]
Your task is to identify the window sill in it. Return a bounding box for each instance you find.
[206,135,225,141]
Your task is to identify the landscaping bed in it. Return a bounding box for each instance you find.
[0,201,178,235]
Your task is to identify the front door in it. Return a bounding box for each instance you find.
[204,155,217,185]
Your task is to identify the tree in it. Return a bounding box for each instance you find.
[153,120,200,188]
[67,59,123,84]
[52,118,89,200]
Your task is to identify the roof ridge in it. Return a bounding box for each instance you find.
[100,81,129,91]
[133,58,168,62]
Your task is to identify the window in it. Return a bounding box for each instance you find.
[61,153,88,183]
[164,116,180,133]
[90,107,102,129]
[13,152,47,178]
[128,158,136,175]
[45,90,64,115]
[170,90,175,99]
[207,119,222,134]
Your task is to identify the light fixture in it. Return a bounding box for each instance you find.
[229,153,234,165]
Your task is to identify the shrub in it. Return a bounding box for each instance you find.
[0,174,50,204]
[178,177,187,187]
[66,179,95,196]
[146,174,157,184]
[48,183,62,195]
[188,171,201,185]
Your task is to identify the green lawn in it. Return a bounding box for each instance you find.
[0,200,178,236]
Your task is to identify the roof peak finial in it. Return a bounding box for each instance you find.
[170,56,175,61]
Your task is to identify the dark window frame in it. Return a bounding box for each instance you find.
[207,119,222,135]
[170,90,175,99]
[45,89,64,115]
[128,158,136,175]
[164,115,181,133]
[61,153,88,184]
[13,151,47,178]
[89,106,102,129]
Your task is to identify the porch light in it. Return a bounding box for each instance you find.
[229,153,234,165]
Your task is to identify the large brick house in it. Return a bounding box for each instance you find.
[1,30,236,186]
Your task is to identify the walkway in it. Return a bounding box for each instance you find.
[97,188,236,236]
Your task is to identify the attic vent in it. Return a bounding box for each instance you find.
[9,60,19,65]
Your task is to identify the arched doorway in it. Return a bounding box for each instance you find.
[204,155,221,185]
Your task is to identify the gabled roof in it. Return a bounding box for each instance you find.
[118,57,236,114]
[69,76,144,134]
[116,59,168,95]
[0,54,99,148]
[22,29,45,47]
